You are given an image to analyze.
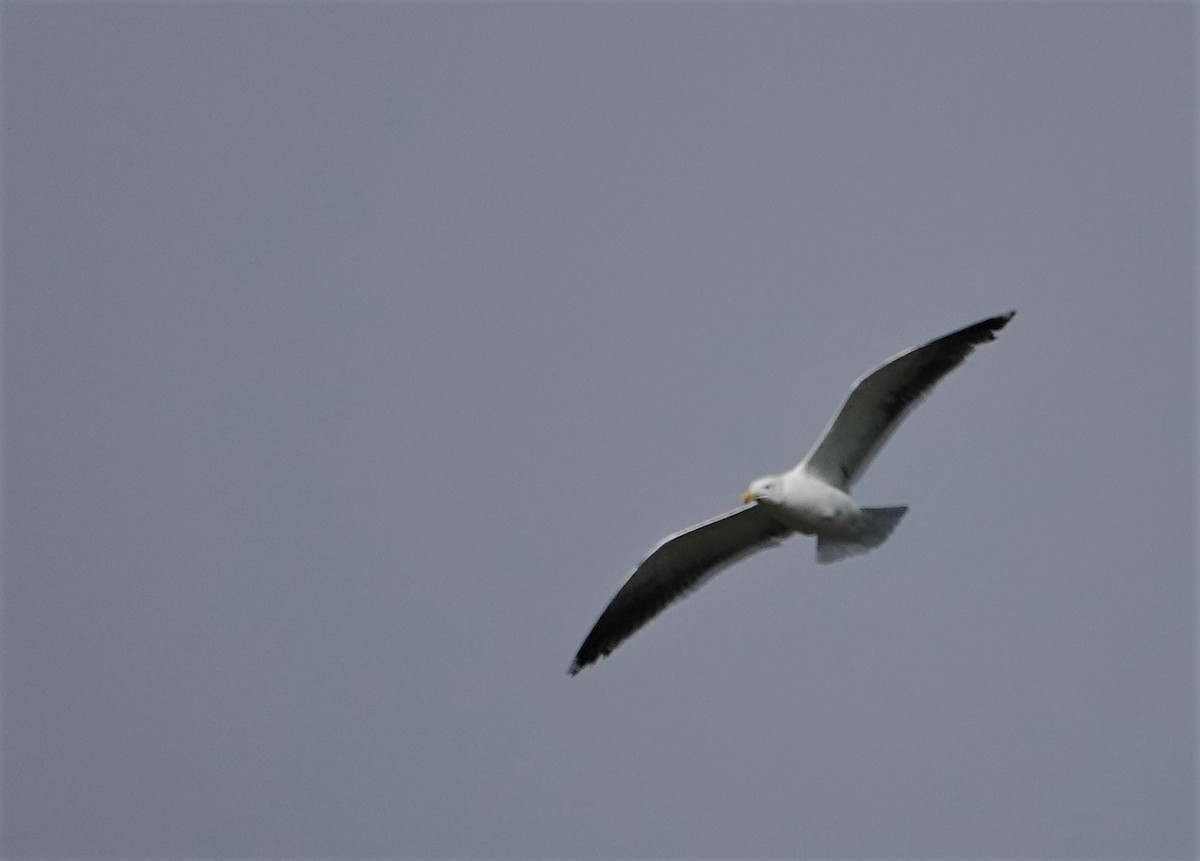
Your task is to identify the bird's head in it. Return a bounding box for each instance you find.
[742,475,783,506]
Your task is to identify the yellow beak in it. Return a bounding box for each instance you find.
[741,489,755,505]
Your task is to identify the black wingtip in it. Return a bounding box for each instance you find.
[991,310,1016,329]
[971,310,1015,343]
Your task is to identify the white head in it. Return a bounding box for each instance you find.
[742,474,783,505]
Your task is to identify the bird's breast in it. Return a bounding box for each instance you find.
[777,471,860,535]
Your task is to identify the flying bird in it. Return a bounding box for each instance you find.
[569,311,1014,675]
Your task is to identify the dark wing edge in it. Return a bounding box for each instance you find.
[803,311,1015,489]
[568,505,790,675]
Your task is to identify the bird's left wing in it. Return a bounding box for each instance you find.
[801,311,1014,490]
[569,504,790,675]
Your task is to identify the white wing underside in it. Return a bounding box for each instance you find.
[801,312,1015,490]
[569,504,790,674]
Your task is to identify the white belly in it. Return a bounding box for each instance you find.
[775,469,862,536]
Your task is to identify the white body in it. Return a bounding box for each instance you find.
[743,465,907,564]
[751,468,859,536]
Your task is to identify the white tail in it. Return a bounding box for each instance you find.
[816,506,908,564]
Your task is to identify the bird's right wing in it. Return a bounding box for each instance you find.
[569,504,790,675]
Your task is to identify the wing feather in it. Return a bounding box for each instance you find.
[802,311,1014,490]
[569,505,790,674]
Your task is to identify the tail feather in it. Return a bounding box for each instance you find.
[817,506,908,564]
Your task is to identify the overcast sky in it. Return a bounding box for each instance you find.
[3,2,1195,858]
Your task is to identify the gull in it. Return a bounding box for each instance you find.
[569,311,1014,675]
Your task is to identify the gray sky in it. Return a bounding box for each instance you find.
[3,2,1194,858]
